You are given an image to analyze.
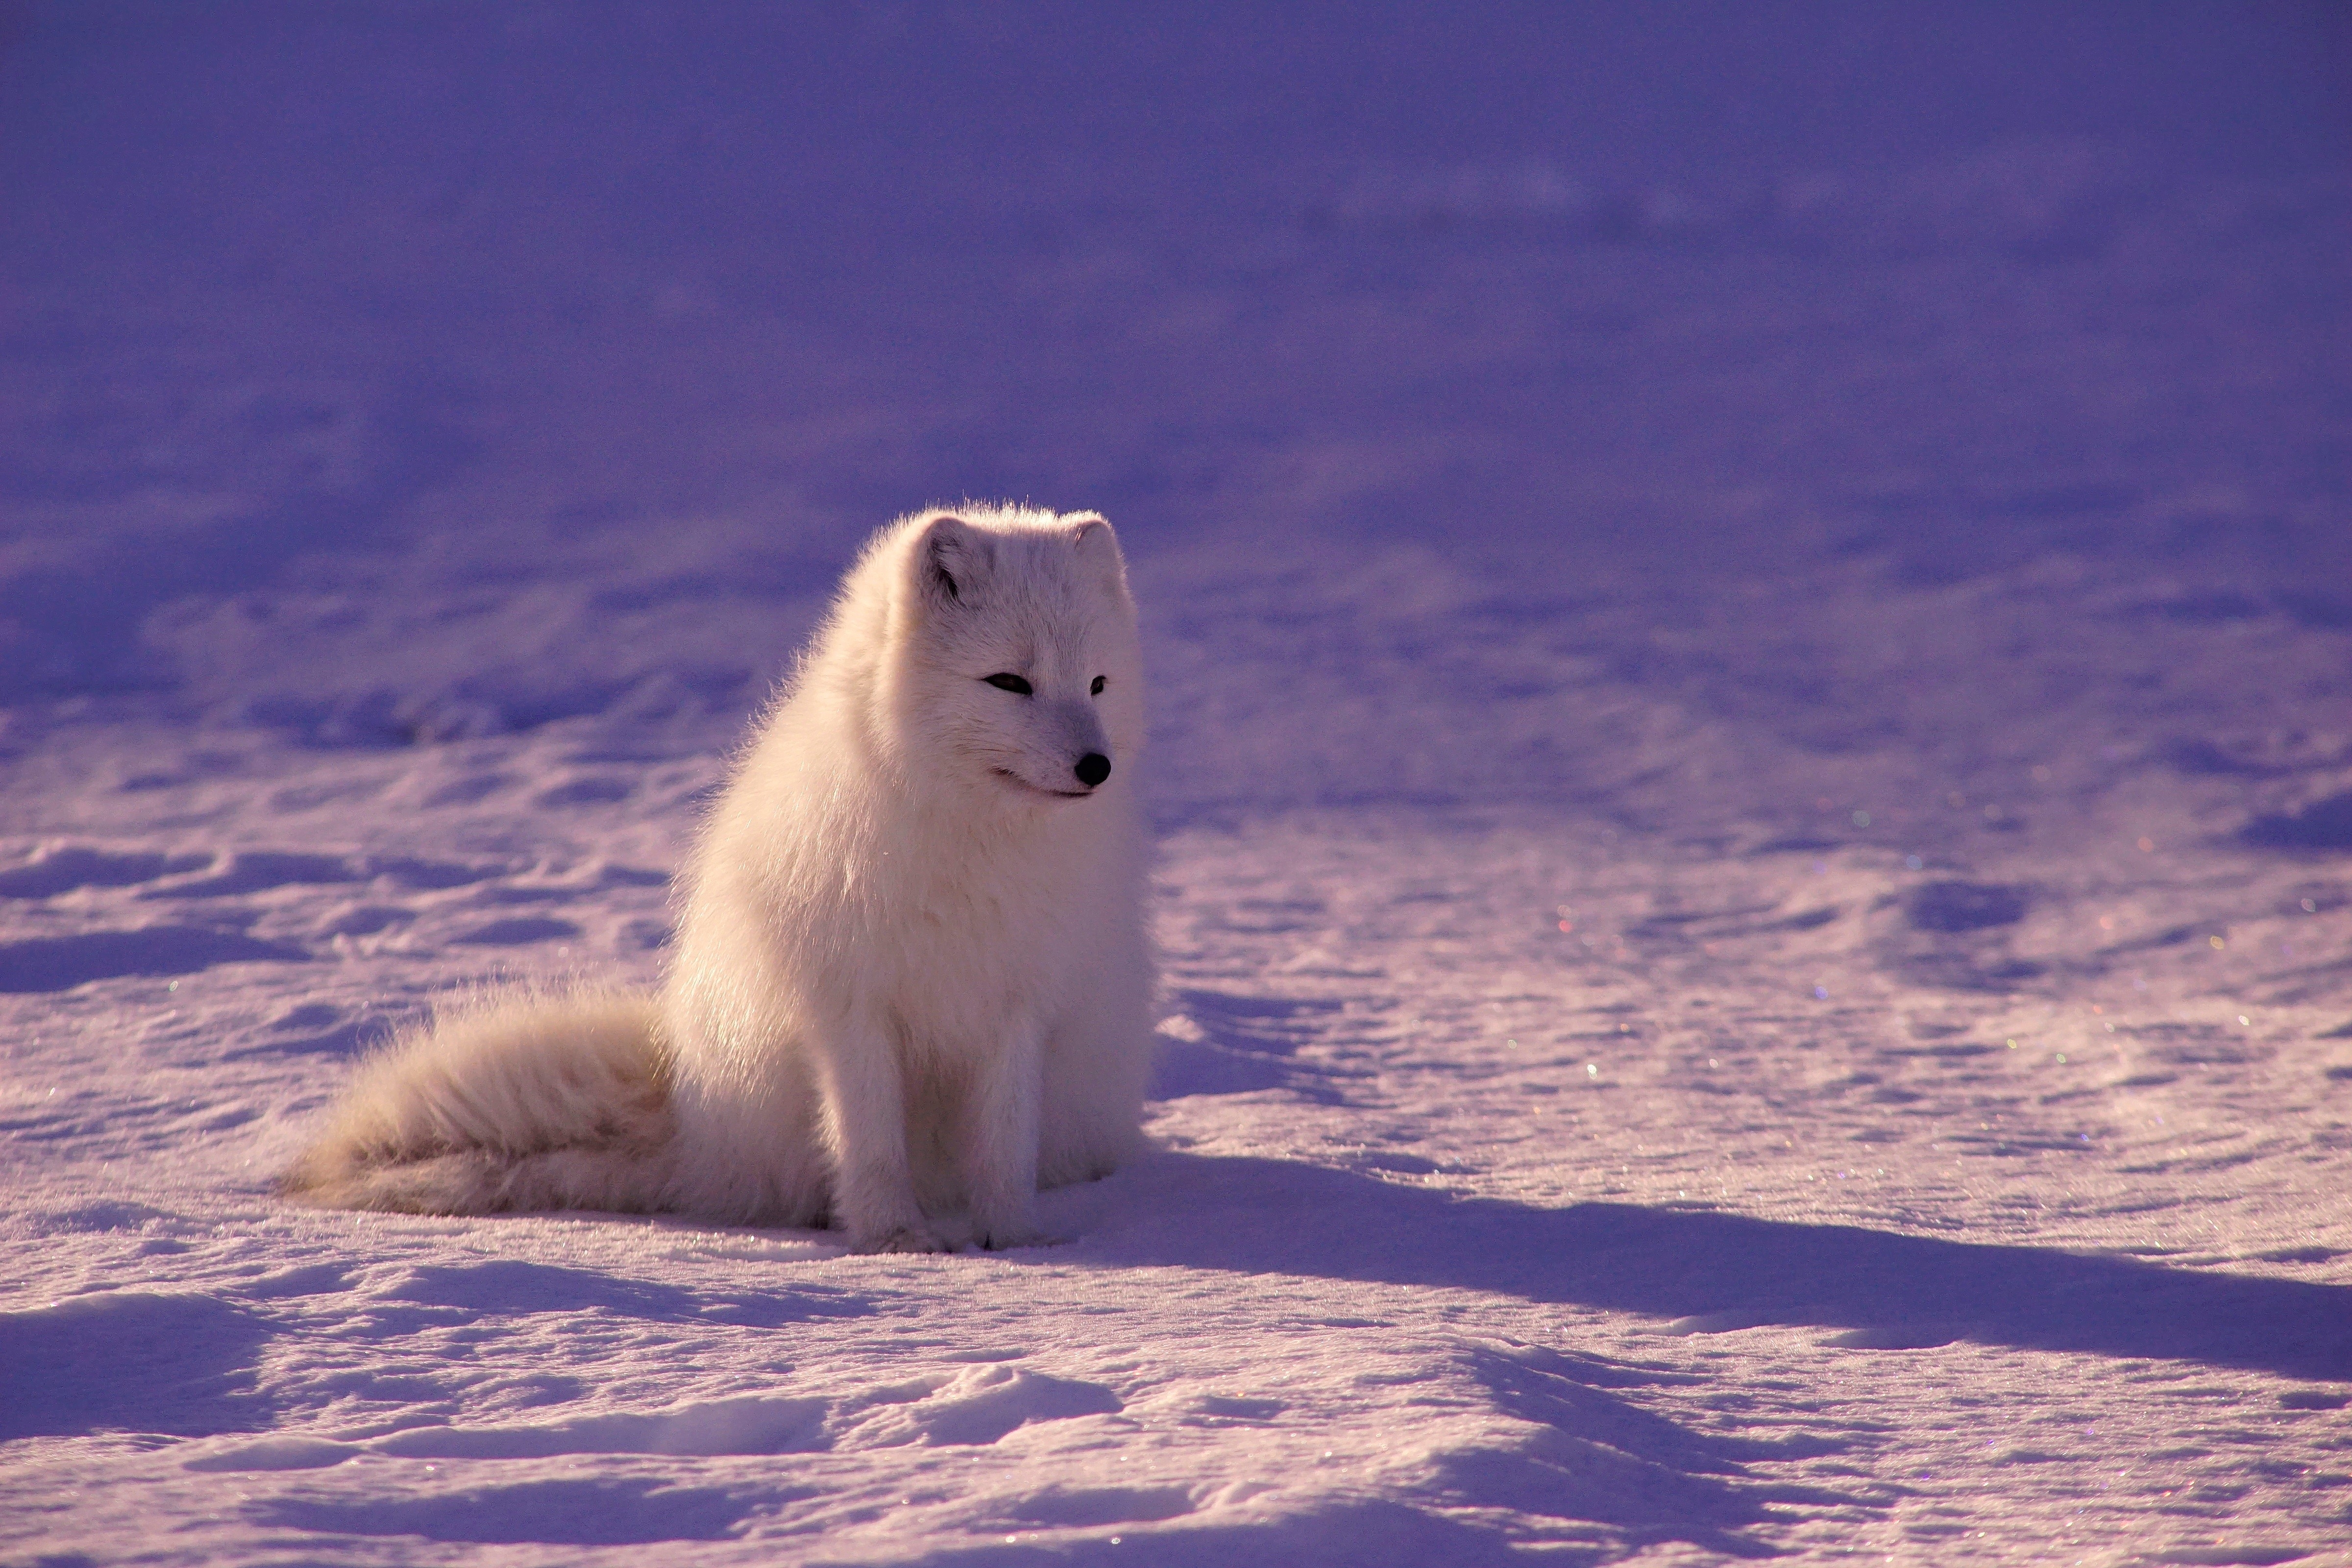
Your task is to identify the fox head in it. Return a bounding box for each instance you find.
[880,505,1144,807]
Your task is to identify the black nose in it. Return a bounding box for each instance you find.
[1074,753,1111,788]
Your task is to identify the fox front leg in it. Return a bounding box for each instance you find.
[811,1020,946,1254]
[959,1022,1049,1250]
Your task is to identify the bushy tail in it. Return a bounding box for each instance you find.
[279,988,676,1216]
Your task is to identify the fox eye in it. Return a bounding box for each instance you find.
[1090,676,1106,696]
[982,673,1032,695]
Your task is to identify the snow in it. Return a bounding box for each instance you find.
[4,2,2350,1562]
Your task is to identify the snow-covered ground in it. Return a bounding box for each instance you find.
[4,4,2349,1563]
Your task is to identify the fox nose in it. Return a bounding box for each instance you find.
[1074,753,1112,789]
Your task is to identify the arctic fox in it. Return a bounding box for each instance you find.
[282,505,1156,1252]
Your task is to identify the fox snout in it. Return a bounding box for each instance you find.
[1046,699,1113,795]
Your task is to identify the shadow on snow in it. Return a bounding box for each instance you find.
[1101,1154,2352,1383]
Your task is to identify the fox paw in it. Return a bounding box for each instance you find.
[975,1219,1054,1251]
[857,1221,949,1255]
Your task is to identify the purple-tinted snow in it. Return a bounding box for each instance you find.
[2,4,2349,1563]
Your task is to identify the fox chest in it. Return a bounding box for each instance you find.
[810,862,1084,1048]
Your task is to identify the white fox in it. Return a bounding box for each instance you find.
[282,505,1156,1252]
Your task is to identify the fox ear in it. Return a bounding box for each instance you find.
[915,513,991,607]
[1068,515,1129,596]
[1068,514,1122,562]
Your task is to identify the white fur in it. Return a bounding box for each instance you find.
[283,505,1156,1252]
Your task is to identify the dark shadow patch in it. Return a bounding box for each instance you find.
[225,1017,392,1062]
[0,846,210,898]
[137,850,359,898]
[621,917,675,950]
[1905,882,2026,932]
[1675,905,1841,941]
[320,905,413,938]
[451,916,583,946]
[1098,1155,2352,1382]
[2159,738,2285,778]
[238,1264,356,1300]
[2243,793,2352,852]
[534,777,634,807]
[254,1478,750,1546]
[0,927,309,992]
[1151,989,1350,1102]
[1881,1040,1998,1060]
[424,773,514,808]
[365,856,509,889]
[1627,903,1774,937]
[2101,924,2195,955]
[0,1292,273,1440]
[1887,952,2046,992]
[1151,1035,1292,1098]
[1749,835,1841,855]
[2280,1390,2350,1411]
[994,1485,1197,1528]
[468,884,578,906]
[2258,1247,2339,1266]
[1884,882,2038,990]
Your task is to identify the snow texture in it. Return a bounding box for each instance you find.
[3,2,2350,1563]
